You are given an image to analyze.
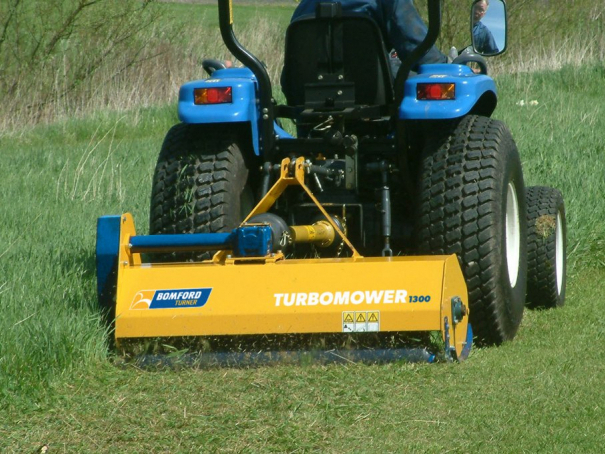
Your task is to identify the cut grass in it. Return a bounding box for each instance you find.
[1,60,604,453]
[2,268,604,452]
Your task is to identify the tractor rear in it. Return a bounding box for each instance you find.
[96,0,567,363]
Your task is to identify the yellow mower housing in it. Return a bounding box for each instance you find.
[97,158,472,363]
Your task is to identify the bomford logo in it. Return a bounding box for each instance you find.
[130,288,212,310]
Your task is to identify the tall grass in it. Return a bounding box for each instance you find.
[0,0,167,129]
[0,1,292,132]
[496,64,605,270]
[0,107,177,407]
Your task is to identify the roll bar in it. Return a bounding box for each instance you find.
[394,0,441,106]
[218,0,275,158]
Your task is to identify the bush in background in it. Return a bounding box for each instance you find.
[1,0,604,132]
[0,0,164,129]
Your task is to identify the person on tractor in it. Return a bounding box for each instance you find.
[472,0,499,54]
[290,0,447,72]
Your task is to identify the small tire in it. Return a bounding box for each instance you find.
[525,186,566,309]
[149,123,253,260]
[415,115,527,346]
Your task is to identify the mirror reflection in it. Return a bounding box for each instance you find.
[472,0,507,56]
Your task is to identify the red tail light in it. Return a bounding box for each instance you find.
[194,87,233,105]
[417,83,455,100]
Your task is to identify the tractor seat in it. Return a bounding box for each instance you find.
[280,3,394,119]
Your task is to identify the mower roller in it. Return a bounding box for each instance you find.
[96,0,566,363]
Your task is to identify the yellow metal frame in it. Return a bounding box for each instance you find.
[214,157,359,263]
[113,158,471,358]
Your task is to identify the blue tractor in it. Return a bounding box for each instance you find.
[147,0,566,348]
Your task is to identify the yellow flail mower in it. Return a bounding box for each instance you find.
[98,157,471,364]
[96,0,567,364]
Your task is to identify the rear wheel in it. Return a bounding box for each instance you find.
[415,115,527,345]
[149,123,253,260]
[525,186,566,309]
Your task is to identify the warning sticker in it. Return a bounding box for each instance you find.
[342,311,380,333]
[367,311,380,332]
[343,312,355,332]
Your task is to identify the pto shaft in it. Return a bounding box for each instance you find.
[290,221,336,247]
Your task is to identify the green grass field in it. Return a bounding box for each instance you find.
[2,63,604,453]
[2,3,605,451]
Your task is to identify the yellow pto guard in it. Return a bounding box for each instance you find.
[96,158,472,363]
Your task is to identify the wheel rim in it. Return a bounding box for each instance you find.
[505,182,520,288]
[556,211,564,295]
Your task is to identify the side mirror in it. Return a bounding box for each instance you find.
[471,0,507,56]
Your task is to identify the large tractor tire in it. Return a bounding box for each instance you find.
[415,115,527,346]
[149,123,253,260]
[525,186,566,309]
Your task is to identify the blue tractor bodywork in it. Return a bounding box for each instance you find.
[178,68,262,155]
[399,64,497,120]
[177,64,498,155]
[165,0,506,263]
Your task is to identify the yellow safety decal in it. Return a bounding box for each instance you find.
[343,311,380,333]
[367,311,380,331]
[228,0,233,24]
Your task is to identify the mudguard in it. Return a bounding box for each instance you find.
[178,67,261,155]
[399,64,497,120]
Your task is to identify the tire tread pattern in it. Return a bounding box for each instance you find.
[525,186,566,309]
[149,124,248,260]
[415,115,527,345]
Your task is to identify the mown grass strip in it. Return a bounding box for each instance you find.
[2,267,603,452]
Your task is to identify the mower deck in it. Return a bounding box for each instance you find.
[98,213,472,361]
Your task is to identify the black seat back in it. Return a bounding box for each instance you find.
[281,7,394,110]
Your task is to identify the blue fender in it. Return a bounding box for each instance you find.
[178,68,262,155]
[399,64,497,120]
